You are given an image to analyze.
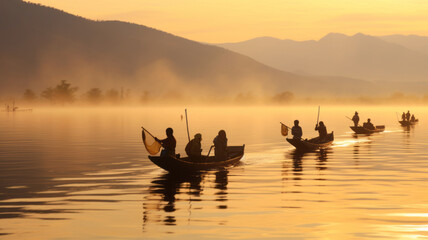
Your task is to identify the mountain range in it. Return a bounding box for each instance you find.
[1,0,378,98]
[2,0,427,99]
[218,33,428,84]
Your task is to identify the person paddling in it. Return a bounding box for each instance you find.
[155,127,176,157]
[352,111,360,126]
[315,121,328,141]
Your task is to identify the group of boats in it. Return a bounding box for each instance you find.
[143,109,419,173]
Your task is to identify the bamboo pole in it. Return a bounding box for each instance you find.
[316,106,320,126]
[185,109,190,142]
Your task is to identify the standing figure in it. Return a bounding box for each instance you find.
[352,111,360,126]
[291,120,303,139]
[155,128,176,157]
[315,121,328,141]
[406,111,411,121]
[213,130,228,160]
[402,112,406,121]
[186,133,203,159]
[411,114,416,122]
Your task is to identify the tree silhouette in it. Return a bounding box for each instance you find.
[85,88,103,104]
[105,89,119,103]
[23,89,37,102]
[41,80,78,104]
[272,91,294,103]
[41,87,54,102]
[54,80,78,104]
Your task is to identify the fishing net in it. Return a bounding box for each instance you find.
[142,129,162,155]
[281,123,289,136]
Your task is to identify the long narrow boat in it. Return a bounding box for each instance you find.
[350,125,385,134]
[399,120,418,127]
[148,145,245,172]
[286,132,334,151]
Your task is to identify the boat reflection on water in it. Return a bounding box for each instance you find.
[316,149,329,171]
[214,169,229,209]
[143,169,229,230]
[402,125,414,132]
[283,149,330,181]
[290,150,304,175]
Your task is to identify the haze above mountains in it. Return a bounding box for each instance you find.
[219,33,428,83]
[1,0,427,99]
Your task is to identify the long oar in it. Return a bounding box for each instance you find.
[395,112,400,122]
[185,109,191,142]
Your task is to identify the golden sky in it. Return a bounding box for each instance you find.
[28,0,428,43]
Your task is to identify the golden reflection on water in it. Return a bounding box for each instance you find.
[0,106,428,239]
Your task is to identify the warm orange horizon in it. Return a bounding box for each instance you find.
[26,0,428,43]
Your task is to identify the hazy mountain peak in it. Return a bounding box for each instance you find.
[319,32,348,41]
[228,36,282,45]
[351,32,378,41]
[352,32,366,37]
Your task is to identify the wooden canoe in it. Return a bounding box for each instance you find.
[286,132,334,151]
[148,145,245,172]
[399,120,418,126]
[350,125,385,134]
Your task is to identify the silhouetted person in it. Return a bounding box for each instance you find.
[411,114,416,122]
[406,111,411,121]
[291,120,302,139]
[186,133,203,159]
[402,112,406,121]
[363,118,375,130]
[315,121,327,140]
[352,111,360,126]
[213,130,228,160]
[155,128,176,157]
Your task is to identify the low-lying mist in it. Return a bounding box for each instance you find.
[2,80,428,108]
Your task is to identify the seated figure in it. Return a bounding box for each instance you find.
[363,118,375,130]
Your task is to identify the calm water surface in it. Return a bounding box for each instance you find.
[0,106,427,239]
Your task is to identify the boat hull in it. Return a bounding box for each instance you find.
[350,126,385,134]
[399,120,418,126]
[148,145,245,172]
[286,132,334,151]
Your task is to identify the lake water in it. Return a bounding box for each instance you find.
[0,106,427,239]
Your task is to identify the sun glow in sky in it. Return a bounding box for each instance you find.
[27,0,428,43]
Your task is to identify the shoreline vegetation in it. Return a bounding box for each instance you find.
[1,80,428,107]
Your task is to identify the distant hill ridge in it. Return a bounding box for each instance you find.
[1,0,368,98]
[219,33,428,83]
